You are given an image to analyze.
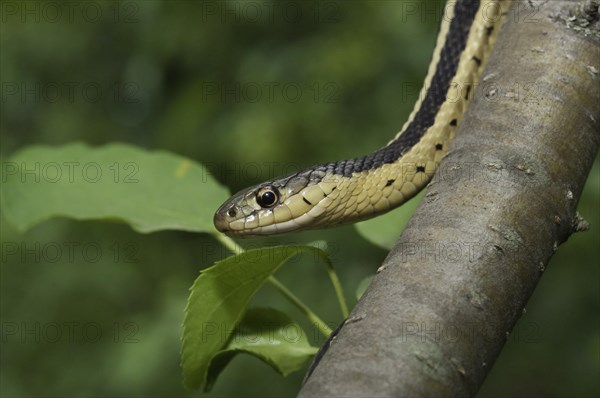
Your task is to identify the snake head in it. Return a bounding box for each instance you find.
[214,182,284,237]
[214,169,335,237]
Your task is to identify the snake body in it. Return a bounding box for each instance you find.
[215,0,511,237]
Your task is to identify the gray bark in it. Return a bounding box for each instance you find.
[299,0,600,396]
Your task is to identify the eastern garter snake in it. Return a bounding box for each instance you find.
[214,0,512,237]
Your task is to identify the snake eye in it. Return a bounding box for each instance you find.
[256,187,279,208]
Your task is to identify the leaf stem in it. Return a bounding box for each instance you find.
[214,233,333,337]
[214,233,243,254]
[266,276,332,337]
[323,260,349,318]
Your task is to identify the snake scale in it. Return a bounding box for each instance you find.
[215,0,512,237]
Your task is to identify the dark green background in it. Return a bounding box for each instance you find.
[1,1,598,397]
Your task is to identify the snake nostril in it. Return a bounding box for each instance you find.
[227,208,237,217]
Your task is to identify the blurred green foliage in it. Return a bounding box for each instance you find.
[1,1,598,397]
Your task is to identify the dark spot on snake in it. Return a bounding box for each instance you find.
[472,56,482,66]
[450,119,458,126]
[435,143,443,150]
[416,166,426,173]
[323,186,337,198]
[303,197,313,205]
[464,84,472,100]
[486,26,494,36]
[227,208,237,217]
[385,179,395,187]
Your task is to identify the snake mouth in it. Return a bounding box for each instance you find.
[213,211,231,234]
[213,210,257,237]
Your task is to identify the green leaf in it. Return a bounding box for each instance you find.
[204,308,318,392]
[0,142,229,233]
[181,245,329,390]
[354,190,425,250]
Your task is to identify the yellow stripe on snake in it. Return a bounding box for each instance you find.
[215,0,512,237]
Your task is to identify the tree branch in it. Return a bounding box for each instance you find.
[299,0,600,396]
